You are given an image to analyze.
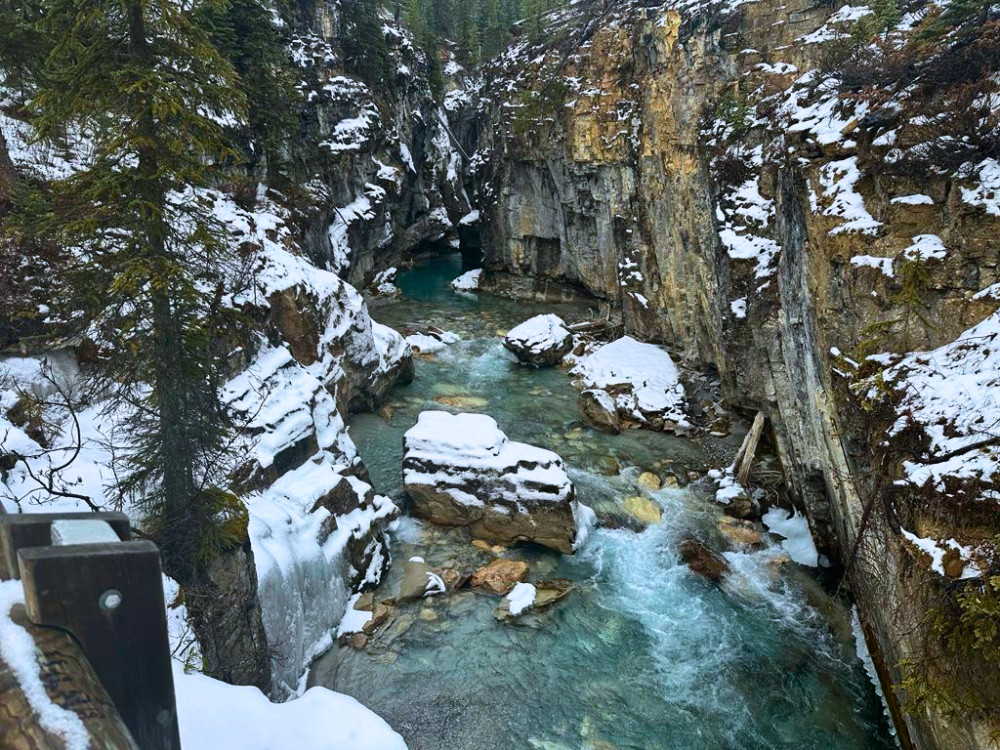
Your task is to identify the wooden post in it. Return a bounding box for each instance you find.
[0,605,139,749]
[0,512,132,581]
[19,541,181,750]
[733,411,766,486]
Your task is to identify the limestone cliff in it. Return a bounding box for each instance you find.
[456,0,1000,746]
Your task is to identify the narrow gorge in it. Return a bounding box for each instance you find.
[1,0,998,747]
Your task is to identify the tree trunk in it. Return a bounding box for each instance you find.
[0,127,17,205]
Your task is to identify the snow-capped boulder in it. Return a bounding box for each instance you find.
[502,314,573,367]
[572,336,689,432]
[402,411,583,553]
[450,268,482,291]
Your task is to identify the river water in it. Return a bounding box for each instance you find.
[310,254,894,750]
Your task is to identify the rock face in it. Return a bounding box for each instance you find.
[402,411,583,553]
[186,539,272,693]
[502,314,574,366]
[572,337,688,432]
[456,0,1000,743]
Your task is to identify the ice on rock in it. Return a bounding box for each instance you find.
[572,336,689,432]
[403,411,583,553]
[503,314,574,367]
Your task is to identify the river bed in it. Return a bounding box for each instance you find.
[309,254,894,750]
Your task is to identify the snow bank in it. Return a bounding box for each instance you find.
[571,336,688,430]
[761,507,819,567]
[175,665,407,750]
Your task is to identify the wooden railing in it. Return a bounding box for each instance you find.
[0,511,180,749]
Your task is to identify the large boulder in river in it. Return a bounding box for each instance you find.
[572,336,689,432]
[402,411,585,554]
[502,314,574,367]
[578,389,621,433]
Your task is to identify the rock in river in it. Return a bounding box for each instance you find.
[502,314,574,367]
[403,410,587,554]
[679,539,731,582]
[470,558,530,594]
[578,389,621,433]
[397,556,447,601]
[572,336,689,433]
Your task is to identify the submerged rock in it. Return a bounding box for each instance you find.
[717,516,765,549]
[679,539,731,582]
[403,410,585,553]
[502,314,574,367]
[637,471,662,491]
[622,495,663,527]
[470,558,530,594]
[434,394,489,409]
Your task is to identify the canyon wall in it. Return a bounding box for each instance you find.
[459,0,1000,746]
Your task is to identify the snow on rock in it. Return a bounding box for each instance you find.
[761,507,820,567]
[175,664,407,750]
[850,254,895,277]
[502,314,574,367]
[506,582,537,616]
[450,268,483,291]
[900,529,983,580]
[405,329,461,355]
[961,158,1000,216]
[875,311,1000,489]
[402,411,583,553]
[571,336,689,432]
[891,194,934,206]
[903,234,947,261]
[248,451,397,695]
[715,155,782,280]
[818,157,881,236]
[0,581,89,750]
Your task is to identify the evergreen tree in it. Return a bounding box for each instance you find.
[0,0,48,94]
[340,0,391,85]
[30,0,248,584]
[196,0,299,180]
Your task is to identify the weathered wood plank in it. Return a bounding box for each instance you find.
[0,604,138,749]
[19,541,180,750]
[0,513,131,581]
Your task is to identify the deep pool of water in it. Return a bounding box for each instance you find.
[310,255,895,750]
